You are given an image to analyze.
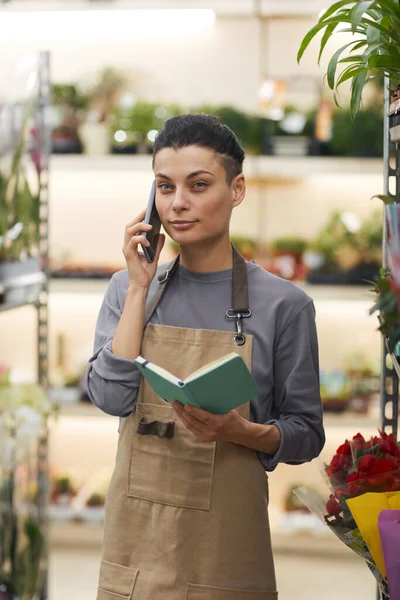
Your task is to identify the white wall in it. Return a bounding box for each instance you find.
[0,11,355,113]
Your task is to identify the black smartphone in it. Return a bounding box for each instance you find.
[141,180,162,263]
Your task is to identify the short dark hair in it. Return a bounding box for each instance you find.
[152,113,245,183]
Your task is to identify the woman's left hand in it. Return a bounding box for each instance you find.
[172,401,246,443]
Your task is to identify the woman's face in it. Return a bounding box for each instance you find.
[153,145,245,247]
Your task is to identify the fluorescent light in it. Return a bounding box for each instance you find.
[114,130,127,143]
[147,130,158,143]
[0,9,216,43]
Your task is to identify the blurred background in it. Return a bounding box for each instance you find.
[0,1,390,599]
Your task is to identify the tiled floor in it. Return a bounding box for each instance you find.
[49,547,377,600]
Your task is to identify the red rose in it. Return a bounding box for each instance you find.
[334,488,347,500]
[352,433,367,449]
[346,472,362,495]
[378,437,400,459]
[372,455,396,473]
[326,494,342,517]
[327,454,350,477]
[336,440,352,456]
[327,442,353,479]
[367,473,397,491]
[358,454,376,474]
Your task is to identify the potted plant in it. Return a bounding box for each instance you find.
[269,236,308,281]
[320,370,352,413]
[350,377,379,413]
[271,236,308,259]
[51,83,88,154]
[306,211,360,284]
[198,105,276,155]
[344,352,380,413]
[329,106,384,157]
[85,492,105,508]
[348,208,383,283]
[0,115,43,303]
[298,0,400,121]
[50,474,78,507]
[110,101,170,155]
[80,67,126,155]
[81,491,106,523]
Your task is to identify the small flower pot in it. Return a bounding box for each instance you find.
[322,399,348,413]
[0,257,43,305]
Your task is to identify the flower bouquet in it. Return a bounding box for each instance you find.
[295,431,400,600]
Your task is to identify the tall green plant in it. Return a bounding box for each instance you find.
[298,0,400,119]
[0,96,40,262]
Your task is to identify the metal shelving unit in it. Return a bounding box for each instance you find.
[0,51,51,600]
[381,82,400,439]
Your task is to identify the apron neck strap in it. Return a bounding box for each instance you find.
[231,245,249,314]
[144,244,249,326]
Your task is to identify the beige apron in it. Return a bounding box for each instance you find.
[97,248,278,600]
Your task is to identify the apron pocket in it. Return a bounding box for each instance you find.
[98,559,139,599]
[185,583,278,600]
[128,404,216,510]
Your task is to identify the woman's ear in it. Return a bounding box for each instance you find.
[231,174,246,208]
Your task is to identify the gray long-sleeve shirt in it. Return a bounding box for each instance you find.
[85,261,325,471]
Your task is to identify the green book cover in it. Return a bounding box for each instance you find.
[134,353,259,414]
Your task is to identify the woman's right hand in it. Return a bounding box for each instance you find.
[123,209,165,290]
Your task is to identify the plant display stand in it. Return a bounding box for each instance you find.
[0,51,51,600]
[381,84,400,441]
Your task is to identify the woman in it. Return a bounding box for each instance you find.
[85,114,325,600]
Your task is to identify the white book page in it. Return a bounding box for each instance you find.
[135,357,182,385]
[184,353,238,384]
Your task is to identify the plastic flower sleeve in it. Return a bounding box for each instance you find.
[294,486,388,594]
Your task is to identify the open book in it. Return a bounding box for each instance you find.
[134,352,259,414]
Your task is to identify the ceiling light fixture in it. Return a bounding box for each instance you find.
[0,8,216,42]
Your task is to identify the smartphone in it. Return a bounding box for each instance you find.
[141,180,162,263]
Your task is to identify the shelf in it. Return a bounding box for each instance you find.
[0,272,46,312]
[50,155,384,180]
[49,277,375,302]
[55,401,380,429]
[48,520,353,559]
[50,277,111,295]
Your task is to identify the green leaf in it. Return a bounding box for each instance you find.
[318,23,338,64]
[338,55,365,63]
[337,65,368,87]
[352,41,370,51]
[364,41,387,58]
[333,89,342,109]
[371,194,396,204]
[318,0,357,22]
[298,15,353,63]
[350,70,368,119]
[369,54,400,70]
[366,22,381,44]
[379,0,400,17]
[327,42,364,89]
[360,16,396,40]
[350,1,376,32]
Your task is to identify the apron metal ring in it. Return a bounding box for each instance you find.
[233,334,246,347]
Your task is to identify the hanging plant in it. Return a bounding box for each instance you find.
[298,0,400,119]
